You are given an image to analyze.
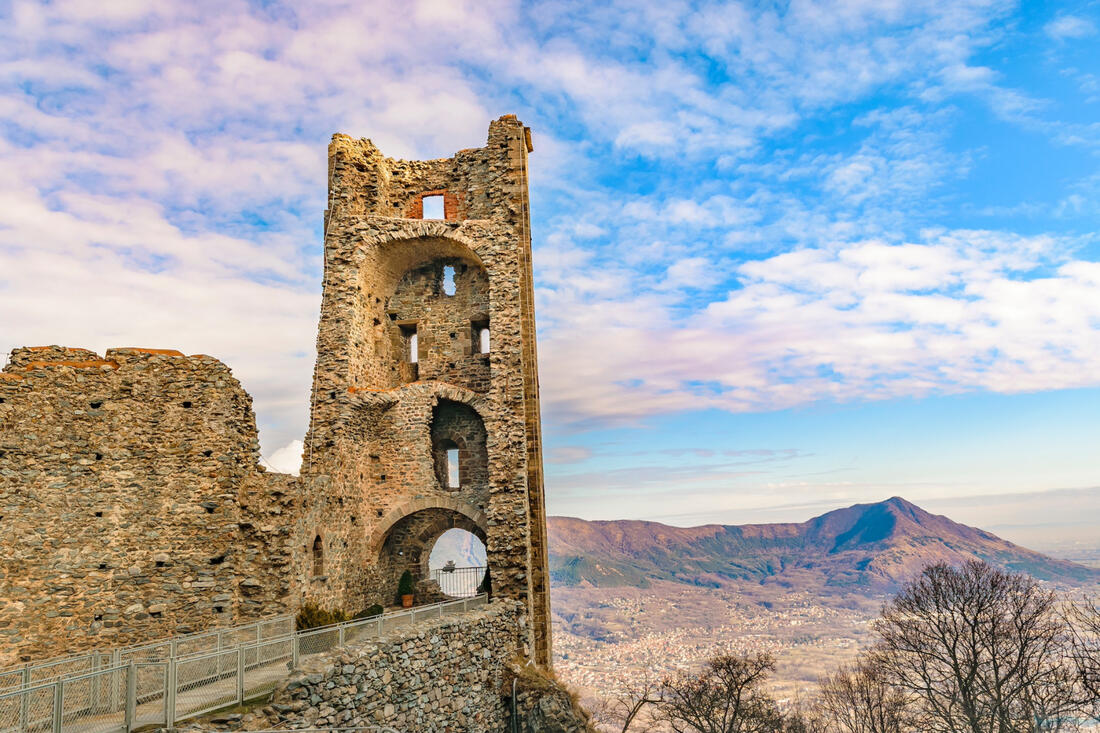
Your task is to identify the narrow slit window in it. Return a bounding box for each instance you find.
[400,324,418,363]
[422,195,445,219]
[472,319,490,354]
[447,448,460,488]
[312,535,324,576]
[442,265,456,296]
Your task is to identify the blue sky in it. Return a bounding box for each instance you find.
[0,0,1098,537]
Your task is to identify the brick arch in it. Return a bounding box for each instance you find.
[429,382,490,419]
[369,496,487,555]
[344,382,491,424]
[355,223,487,269]
[350,227,494,393]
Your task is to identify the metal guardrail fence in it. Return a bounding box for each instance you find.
[0,595,487,733]
[429,566,487,598]
[0,615,295,693]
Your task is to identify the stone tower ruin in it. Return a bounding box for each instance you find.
[294,114,552,665]
[0,116,553,669]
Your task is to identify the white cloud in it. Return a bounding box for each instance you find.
[262,440,304,475]
[1045,15,1097,41]
[537,231,1100,426]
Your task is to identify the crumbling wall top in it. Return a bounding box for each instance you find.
[326,115,531,222]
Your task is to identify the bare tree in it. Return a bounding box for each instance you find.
[779,697,831,733]
[589,671,661,732]
[1066,597,1100,720]
[873,560,1081,733]
[655,652,785,733]
[817,656,914,733]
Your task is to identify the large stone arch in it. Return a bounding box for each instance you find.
[369,496,487,555]
[354,223,489,269]
[349,228,495,392]
[369,497,489,603]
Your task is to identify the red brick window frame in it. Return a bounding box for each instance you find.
[406,190,462,220]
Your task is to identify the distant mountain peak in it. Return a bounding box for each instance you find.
[548,497,1100,592]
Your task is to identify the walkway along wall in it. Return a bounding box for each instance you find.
[240,602,591,732]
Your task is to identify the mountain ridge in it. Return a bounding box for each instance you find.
[548,497,1100,591]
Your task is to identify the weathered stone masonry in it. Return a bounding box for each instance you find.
[295,114,552,665]
[233,602,591,732]
[0,346,294,662]
[0,116,553,670]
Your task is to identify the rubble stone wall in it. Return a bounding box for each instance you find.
[252,601,590,732]
[0,116,553,670]
[0,347,295,664]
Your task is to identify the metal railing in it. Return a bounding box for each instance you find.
[429,566,487,598]
[0,615,294,693]
[0,595,487,733]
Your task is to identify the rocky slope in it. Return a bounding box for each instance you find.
[548,497,1100,591]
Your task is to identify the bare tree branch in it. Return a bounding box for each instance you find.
[873,560,1083,733]
[655,652,785,733]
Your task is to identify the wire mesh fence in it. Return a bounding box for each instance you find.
[0,614,295,690]
[0,595,486,732]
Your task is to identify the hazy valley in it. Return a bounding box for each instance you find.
[548,497,1100,704]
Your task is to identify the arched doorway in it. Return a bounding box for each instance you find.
[428,528,488,598]
[375,505,488,605]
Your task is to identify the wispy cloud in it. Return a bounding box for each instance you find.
[0,0,1097,463]
[1045,14,1097,41]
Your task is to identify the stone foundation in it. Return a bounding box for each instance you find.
[224,601,590,733]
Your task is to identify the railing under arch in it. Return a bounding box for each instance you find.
[429,566,487,598]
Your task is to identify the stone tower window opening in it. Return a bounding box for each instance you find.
[399,323,418,363]
[447,447,460,488]
[442,265,456,296]
[471,318,490,355]
[431,400,487,493]
[421,195,445,220]
[312,535,324,577]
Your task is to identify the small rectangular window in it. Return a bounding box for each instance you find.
[442,265,456,296]
[472,319,490,354]
[422,195,445,219]
[447,448,460,488]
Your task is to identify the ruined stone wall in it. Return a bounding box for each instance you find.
[0,115,554,672]
[240,600,591,732]
[301,115,553,664]
[262,602,523,731]
[0,347,295,664]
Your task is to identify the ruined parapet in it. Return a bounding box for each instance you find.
[0,347,289,663]
[300,115,553,665]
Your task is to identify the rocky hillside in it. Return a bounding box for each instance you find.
[548,497,1100,591]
